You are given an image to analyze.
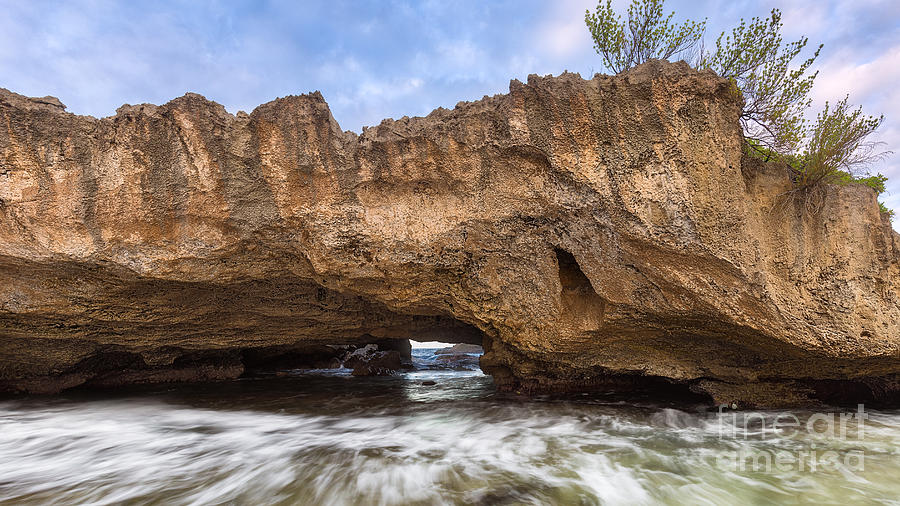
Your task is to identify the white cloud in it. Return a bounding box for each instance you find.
[537,15,592,58]
[811,46,900,105]
[778,1,829,38]
[535,0,596,60]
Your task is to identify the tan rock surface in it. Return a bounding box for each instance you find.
[1,60,898,406]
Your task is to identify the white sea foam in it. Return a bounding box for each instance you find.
[1,369,898,505]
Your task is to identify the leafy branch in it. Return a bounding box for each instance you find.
[585,0,706,74]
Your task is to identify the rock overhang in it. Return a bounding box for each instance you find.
[0,60,898,407]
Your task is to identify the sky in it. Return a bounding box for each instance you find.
[1,0,898,228]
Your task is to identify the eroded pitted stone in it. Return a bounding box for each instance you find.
[0,61,898,406]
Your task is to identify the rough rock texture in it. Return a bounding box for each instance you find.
[1,60,898,406]
[434,344,483,355]
[343,345,406,376]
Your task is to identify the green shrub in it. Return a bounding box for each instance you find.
[584,0,705,74]
[835,172,887,193]
[744,138,801,169]
[784,97,890,214]
[792,97,885,189]
[698,9,821,155]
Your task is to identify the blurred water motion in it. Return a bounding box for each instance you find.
[1,349,898,505]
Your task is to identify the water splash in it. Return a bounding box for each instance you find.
[1,352,898,505]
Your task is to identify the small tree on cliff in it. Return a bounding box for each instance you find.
[782,97,889,212]
[793,97,886,188]
[585,0,891,214]
[584,0,706,73]
[699,10,888,206]
[697,9,820,155]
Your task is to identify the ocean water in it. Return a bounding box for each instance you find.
[1,349,898,505]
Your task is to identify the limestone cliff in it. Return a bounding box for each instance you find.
[1,61,898,406]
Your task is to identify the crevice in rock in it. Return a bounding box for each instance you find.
[804,379,878,407]
[0,328,484,395]
[241,344,348,373]
[689,375,900,409]
[500,370,715,405]
[555,248,606,330]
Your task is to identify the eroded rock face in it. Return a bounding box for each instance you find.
[434,344,483,355]
[1,60,898,406]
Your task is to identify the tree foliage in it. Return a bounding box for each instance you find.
[792,97,886,189]
[698,9,821,154]
[584,0,705,74]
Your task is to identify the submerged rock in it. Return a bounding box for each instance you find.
[0,61,898,407]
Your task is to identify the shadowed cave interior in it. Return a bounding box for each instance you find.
[0,252,894,408]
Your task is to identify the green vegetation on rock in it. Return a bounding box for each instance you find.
[586,0,892,217]
[584,0,705,74]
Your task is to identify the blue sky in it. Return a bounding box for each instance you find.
[1,0,898,227]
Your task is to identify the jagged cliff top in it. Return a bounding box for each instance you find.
[0,59,731,136]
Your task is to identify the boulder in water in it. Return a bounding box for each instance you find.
[434,344,483,355]
[349,350,404,376]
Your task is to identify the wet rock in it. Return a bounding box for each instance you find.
[349,350,404,377]
[342,344,379,370]
[372,338,413,365]
[241,344,346,374]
